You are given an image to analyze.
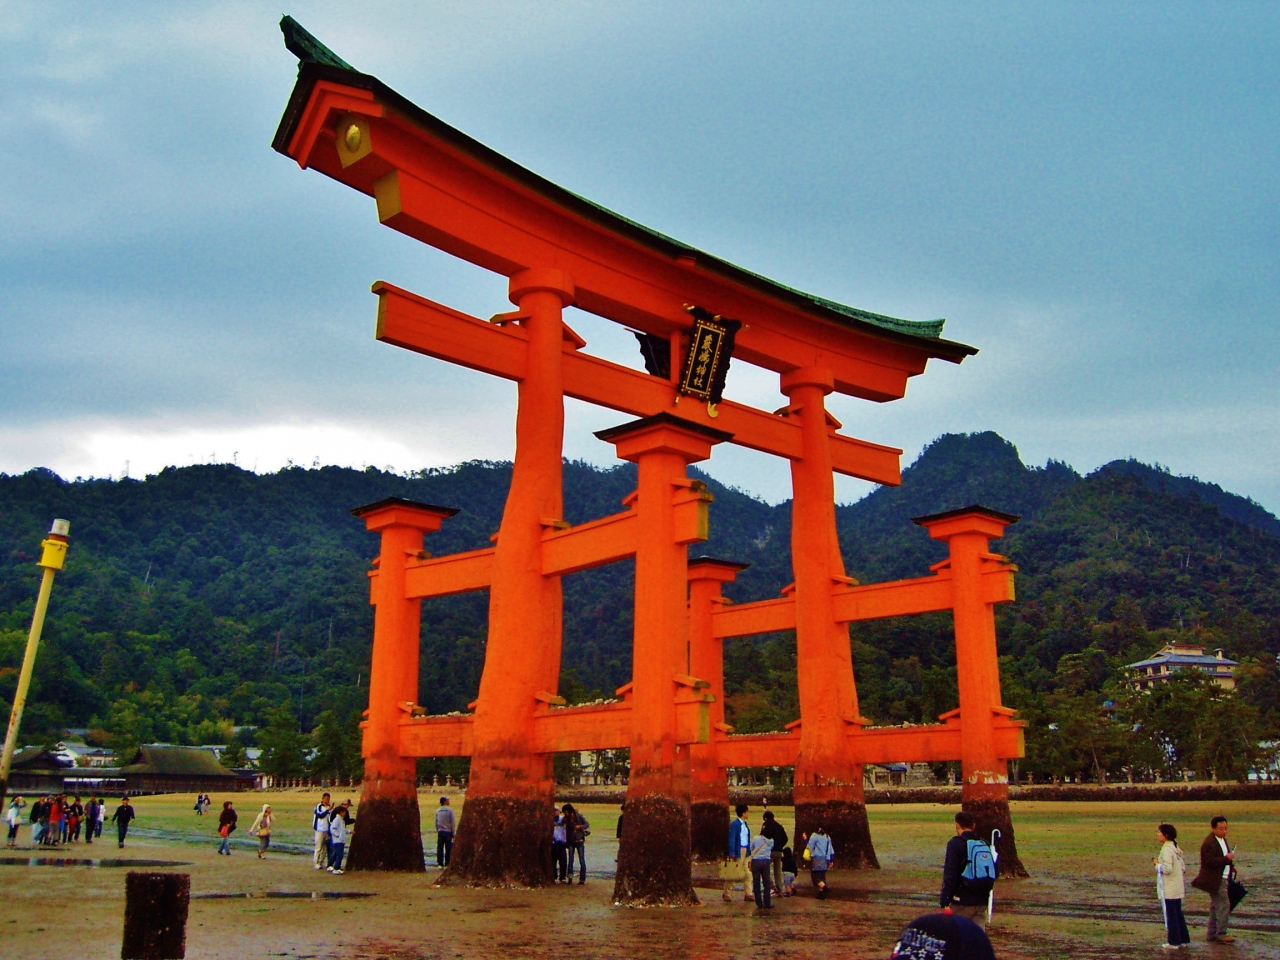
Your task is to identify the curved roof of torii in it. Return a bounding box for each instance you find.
[272,19,976,369]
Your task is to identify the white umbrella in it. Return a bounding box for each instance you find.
[1157,862,1168,930]
[987,829,1001,924]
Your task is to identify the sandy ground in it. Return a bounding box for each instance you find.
[1,792,1276,959]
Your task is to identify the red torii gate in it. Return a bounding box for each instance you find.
[273,19,1025,902]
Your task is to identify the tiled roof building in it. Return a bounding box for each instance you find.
[1126,642,1237,692]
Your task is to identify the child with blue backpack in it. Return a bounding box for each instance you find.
[940,810,997,929]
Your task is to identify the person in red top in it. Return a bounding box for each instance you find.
[47,796,64,846]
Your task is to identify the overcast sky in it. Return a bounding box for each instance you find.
[2,2,1277,509]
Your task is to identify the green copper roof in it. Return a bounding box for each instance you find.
[274,17,972,357]
[280,15,354,71]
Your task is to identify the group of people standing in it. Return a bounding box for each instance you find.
[550,802,590,883]
[310,792,355,874]
[1153,815,1245,948]
[723,804,832,909]
[4,794,134,849]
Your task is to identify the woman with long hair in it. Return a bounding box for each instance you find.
[1155,823,1190,949]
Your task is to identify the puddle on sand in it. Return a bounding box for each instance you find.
[193,891,377,900]
[0,856,193,868]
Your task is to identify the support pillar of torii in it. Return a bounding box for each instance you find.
[445,268,575,887]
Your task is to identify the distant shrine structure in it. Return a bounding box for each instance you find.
[273,18,1027,901]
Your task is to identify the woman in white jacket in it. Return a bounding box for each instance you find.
[1154,823,1190,949]
[248,804,274,859]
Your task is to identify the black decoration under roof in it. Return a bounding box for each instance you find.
[688,556,751,572]
[911,504,1020,526]
[594,412,734,445]
[350,496,459,519]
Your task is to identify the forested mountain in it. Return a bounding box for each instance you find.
[2,431,1277,782]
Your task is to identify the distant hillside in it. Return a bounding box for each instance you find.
[2,433,1277,782]
[1094,459,1280,537]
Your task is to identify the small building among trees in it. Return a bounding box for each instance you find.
[1127,642,1237,692]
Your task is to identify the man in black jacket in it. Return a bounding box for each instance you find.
[940,811,995,929]
[760,811,788,896]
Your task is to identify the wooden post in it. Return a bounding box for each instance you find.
[687,557,747,861]
[446,268,575,887]
[599,414,728,905]
[348,498,456,872]
[916,506,1027,877]
[121,872,190,960]
[781,367,878,869]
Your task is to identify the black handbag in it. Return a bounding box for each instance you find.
[1228,877,1248,911]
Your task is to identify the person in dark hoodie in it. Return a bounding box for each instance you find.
[760,810,788,897]
[891,913,996,960]
[939,811,996,930]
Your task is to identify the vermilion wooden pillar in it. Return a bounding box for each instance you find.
[781,367,879,869]
[446,267,575,887]
[348,497,457,872]
[917,507,1026,877]
[598,414,729,905]
[687,558,747,861]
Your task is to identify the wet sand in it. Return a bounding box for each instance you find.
[1,793,1275,959]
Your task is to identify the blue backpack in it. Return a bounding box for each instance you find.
[961,838,997,890]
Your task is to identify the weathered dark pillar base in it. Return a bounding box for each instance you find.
[346,794,425,872]
[795,799,880,870]
[122,871,190,959]
[440,795,553,887]
[963,795,1027,878]
[690,800,729,862]
[614,793,698,905]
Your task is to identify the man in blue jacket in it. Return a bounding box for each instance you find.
[723,804,752,902]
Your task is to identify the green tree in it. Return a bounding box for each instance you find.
[309,710,348,782]
[1191,696,1263,781]
[218,739,247,769]
[257,705,308,781]
[105,698,152,763]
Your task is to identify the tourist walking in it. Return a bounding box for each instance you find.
[94,796,105,839]
[562,803,590,884]
[29,796,46,846]
[761,810,788,896]
[552,809,569,882]
[1191,815,1237,944]
[891,913,996,960]
[48,795,64,845]
[435,796,455,867]
[5,797,23,847]
[939,811,996,929]
[807,826,835,899]
[723,804,752,902]
[217,800,237,855]
[83,796,100,845]
[749,823,775,909]
[112,796,135,849]
[249,804,273,858]
[68,796,83,842]
[312,793,332,870]
[1154,823,1190,948]
[327,802,350,874]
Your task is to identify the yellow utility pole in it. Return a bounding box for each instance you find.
[0,519,70,809]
